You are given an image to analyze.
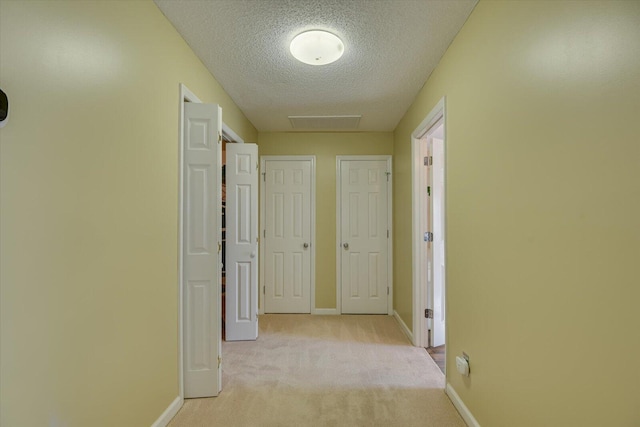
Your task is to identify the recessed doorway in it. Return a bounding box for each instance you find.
[411,98,447,373]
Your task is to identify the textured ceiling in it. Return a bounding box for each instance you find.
[154,0,478,132]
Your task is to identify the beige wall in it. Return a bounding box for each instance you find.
[0,1,256,426]
[258,132,393,309]
[393,1,640,426]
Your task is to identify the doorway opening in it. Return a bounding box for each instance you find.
[179,82,257,402]
[411,98,446,374]
[426,122,445,372]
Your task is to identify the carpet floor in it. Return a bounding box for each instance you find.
[169,314,465,427]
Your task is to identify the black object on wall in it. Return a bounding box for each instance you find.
[0,89,8,128]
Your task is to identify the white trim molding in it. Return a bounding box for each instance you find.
[222,122,244,144]
[446,384,481,427]
[393,310,414,344]
[150,396,182,427]
[312,308,339,315]
[411,97,446,348]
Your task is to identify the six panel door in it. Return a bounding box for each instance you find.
[340,159,390,314]
[183,102,222,398]
[264,160,312,313]
[225,143,259,341]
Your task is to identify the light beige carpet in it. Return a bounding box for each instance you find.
[169,314,465,427]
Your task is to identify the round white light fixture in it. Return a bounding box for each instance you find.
[290,30,344,66]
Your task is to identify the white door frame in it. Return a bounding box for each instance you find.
[259,155,316,314]
[222,123,244,144]
[336,155,393,315]
[411,97,446,348]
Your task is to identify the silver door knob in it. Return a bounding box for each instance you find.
[343,243,349,249]
[303,243,309,249]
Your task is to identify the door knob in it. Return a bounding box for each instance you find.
[303,242,309,249]
[250,251,256,258]
[343,243,349,249]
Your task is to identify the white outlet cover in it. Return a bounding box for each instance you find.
[456,356,470,376]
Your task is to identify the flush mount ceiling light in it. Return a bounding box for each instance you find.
[290,30,344,65]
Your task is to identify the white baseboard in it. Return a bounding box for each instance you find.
[312,308,339,315]
[446,383,480,427]
[151,396,182,427]
[393,310,414,345]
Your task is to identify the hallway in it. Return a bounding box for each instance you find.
[170,315,464,426]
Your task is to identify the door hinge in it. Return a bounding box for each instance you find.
[425,308,434,319]
[428,329,432,344]
[387,287,390,295]
[218,134,222,144]
[424,232,433,242]
[387,230,389,238]
[262,172,266,181]
[218,242,222,253]
[424,156,432,166]
[218,355,222,368]
[263,229,266,238]
[386,171,391,182]
[263,285,265,294]
[256,161,259,171]
[427,186,431,197]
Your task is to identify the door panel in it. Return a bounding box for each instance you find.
[226,143,259,341]
[340,159,390,314]
[264,160,312,313]
[432,138,446,347]
[183,102,221,398]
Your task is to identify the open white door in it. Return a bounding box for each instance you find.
[225,143,259,341]
[338,157,392,314]
[431,136,446,347]
[411,97,446,349]
[183,102,222,398]
[425,122,446,348]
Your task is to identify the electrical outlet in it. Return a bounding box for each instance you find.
[456,352,471,376]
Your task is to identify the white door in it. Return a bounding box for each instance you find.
[338,157,391,314]
[225,143,259,341]
[183,103,222,397]
[263,159,312,313]
[430,136,446,347]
